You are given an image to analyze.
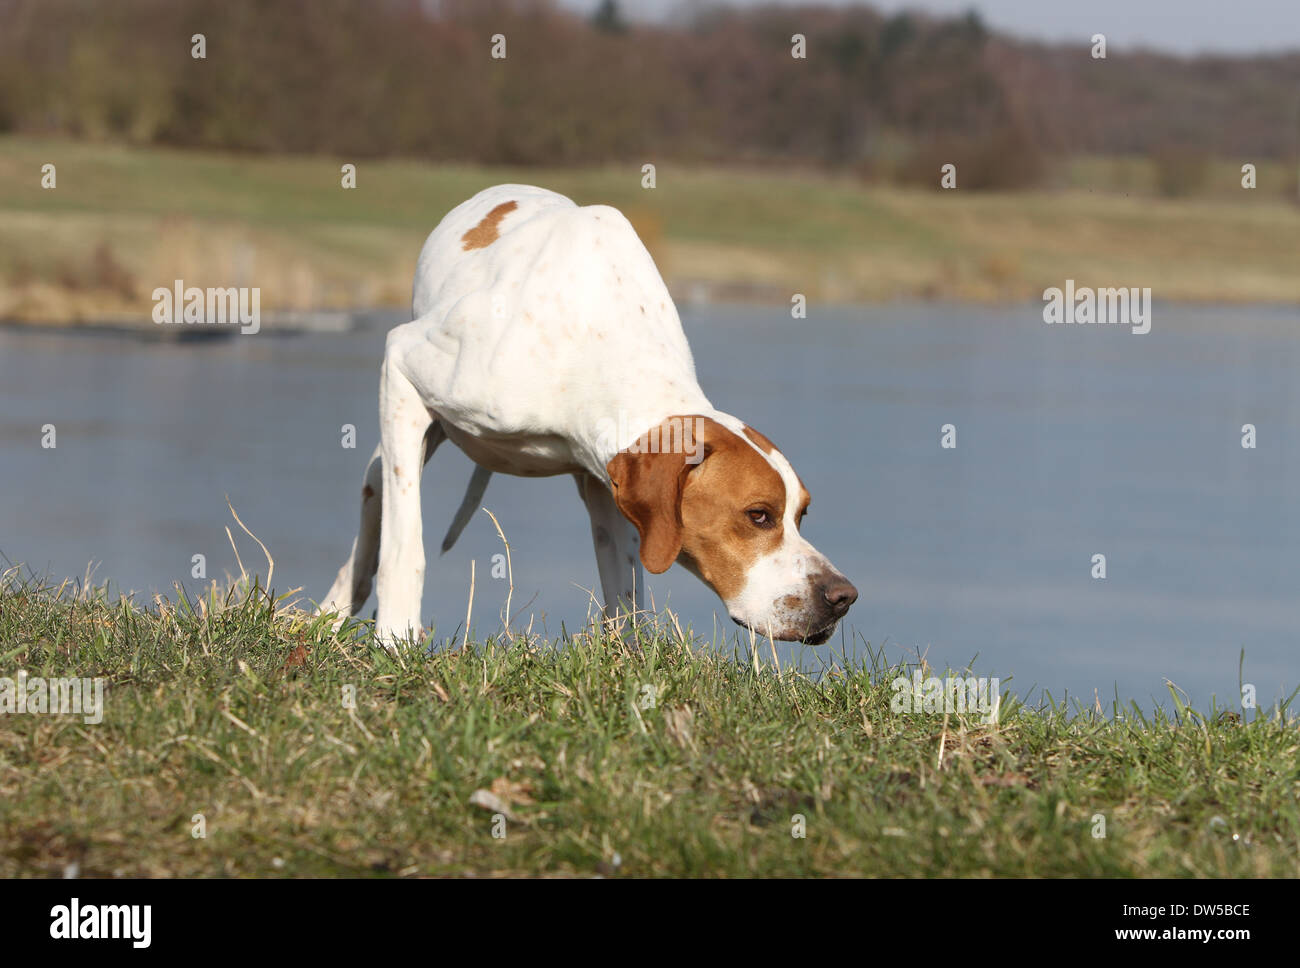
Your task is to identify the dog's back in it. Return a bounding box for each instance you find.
[397,185,708,447]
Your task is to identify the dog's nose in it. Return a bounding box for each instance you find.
[822,579,858,616]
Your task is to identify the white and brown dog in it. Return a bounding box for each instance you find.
[320,185,857,647]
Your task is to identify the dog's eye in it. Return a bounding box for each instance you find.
[747,508,774,528]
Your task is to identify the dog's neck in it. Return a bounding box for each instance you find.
[581,404,753,485]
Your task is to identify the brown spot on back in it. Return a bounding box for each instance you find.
[461,200,518,250]
[362,484,375,500]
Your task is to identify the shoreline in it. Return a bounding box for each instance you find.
[2,293,1296,339]
[3,136,1297,325]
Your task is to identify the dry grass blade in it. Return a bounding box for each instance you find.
[226,495,275,590]
[480,507,513,636]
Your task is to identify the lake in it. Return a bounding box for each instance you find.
[2,303,1297,711]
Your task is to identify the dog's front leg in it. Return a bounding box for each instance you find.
[576,473,646,630]
[373,354,431,649]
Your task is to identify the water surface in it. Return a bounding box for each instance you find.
[2,303,1296,709]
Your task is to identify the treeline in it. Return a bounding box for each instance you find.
[0,0,1295,184]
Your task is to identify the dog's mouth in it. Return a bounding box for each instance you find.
[731,616,838,645]
[801,624,836,645]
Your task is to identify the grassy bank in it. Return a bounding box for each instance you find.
[0,576,1296,877]
[0,136,1296,324]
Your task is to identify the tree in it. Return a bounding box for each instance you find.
[591,0,626,35]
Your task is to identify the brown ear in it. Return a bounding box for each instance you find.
[607,444,696,574]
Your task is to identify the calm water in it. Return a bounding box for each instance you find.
[2,303,1297,710]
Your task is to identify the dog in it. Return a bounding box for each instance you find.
[319,185,857,646]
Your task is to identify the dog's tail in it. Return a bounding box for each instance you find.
[441,465,493,553]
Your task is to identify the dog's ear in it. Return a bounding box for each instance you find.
[606,420,711,574]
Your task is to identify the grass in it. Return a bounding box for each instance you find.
[1,572,1297,877]
[0,136,1296,323]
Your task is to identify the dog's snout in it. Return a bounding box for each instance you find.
[821,578,858,616]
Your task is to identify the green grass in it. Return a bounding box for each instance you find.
[0,135,1296,324]
[1,574,1297,877]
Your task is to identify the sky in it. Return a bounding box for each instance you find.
[560,0,1300,56]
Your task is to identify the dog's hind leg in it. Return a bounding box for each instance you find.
[319,443,384,624]
[320,422,445,628]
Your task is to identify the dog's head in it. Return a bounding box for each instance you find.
[607,415,857,643]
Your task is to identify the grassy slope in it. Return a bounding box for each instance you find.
[0,137,1296,322]
[1,579,1296,877]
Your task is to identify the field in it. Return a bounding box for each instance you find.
[0,136,1296,324]
[1,575,1296,877]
